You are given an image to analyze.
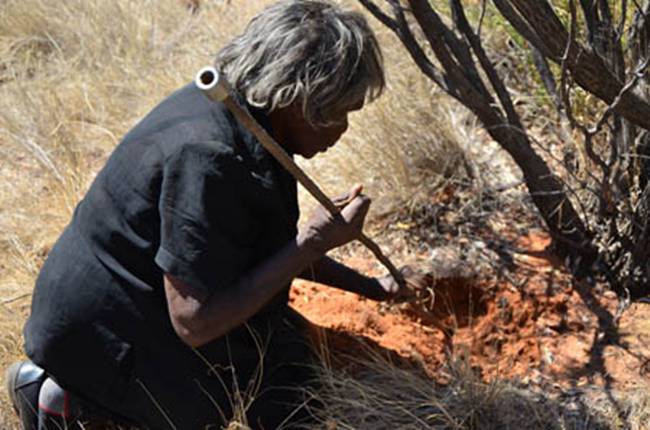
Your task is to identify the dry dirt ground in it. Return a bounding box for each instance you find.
[291,231,650,395]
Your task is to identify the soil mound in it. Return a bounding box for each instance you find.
[290,232,650,390]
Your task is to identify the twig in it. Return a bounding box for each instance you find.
[590,55,650,135]
[477,0,487,37]
[618,0,629,44]
[1,293,31,305]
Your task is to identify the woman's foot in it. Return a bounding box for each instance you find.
[5,360,46,430]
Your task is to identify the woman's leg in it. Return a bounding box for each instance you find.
[244,309,319,429]
[46,310,319,429]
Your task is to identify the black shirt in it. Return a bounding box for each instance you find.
[23,83,299,398]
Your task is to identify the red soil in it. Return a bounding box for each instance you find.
[289,232,650,390]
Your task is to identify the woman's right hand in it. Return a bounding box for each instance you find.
[298,184,371,254]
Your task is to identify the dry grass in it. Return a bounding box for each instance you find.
[0,0,644,428]
[0,0,276,426]
[305,342,650,430]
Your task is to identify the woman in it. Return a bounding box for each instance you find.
[7,1,405,428]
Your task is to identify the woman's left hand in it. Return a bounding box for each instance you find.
[371,266,418,302]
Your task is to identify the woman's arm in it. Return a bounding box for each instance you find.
[164,190,371,348]
[165,236,320,348]
[298,256,390,300]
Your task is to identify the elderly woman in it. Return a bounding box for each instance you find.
[7,1,403,428]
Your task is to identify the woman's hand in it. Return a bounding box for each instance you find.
[298,184,371,254]
[370,266,420,302]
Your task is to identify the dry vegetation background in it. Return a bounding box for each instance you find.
[0,0,647,428]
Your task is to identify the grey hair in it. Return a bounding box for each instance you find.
[215,0,385,126]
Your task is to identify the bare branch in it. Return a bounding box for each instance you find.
[359,0,448,90]
[529,43,575,149]
[590,55,650,135]
[618,0,629,44]
[450,0,521,127]
[492,0,550,56]
[597,0,626,78]
[561,0,610,184]
[360,0,650,296]
[444,3,493,99]
[506,0,650,130]
[632,0,645,13]
[477,0,488,37]
[560,0,581,130]
[579,0,600,50]
[530,46,558,106]
[357,0,399,31]
[407,0,497,112]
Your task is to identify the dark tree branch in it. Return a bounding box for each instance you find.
[592,56,650,135]
[362,0,596,260]
[407,0,495,106]
[618,0,628,44]
[361,0,650,295]
[564,0,610,179]
[477,0,488,37]
[530,45,560,109]
[630,0,650,67]
[358,0,398,31]
[358,0,448,90]
[579,0,601,51]
[450,0,520,127]
[596,0,626,79]
[406,0,594,261]
[445,3,493,99]
[506,0,650,130]
[527,42,576,152]
[491,0,550,55]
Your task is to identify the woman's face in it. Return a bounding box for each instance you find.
[269,100,364,159]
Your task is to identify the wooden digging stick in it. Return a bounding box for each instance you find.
[195,66,404,284]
